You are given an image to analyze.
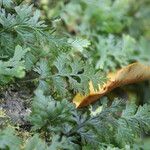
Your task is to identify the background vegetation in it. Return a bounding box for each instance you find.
[0,0,150,149]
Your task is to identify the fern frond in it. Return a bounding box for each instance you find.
[0,45,28,84]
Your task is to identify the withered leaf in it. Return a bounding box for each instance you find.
[73,62,150,108]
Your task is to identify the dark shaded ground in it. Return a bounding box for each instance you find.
[0,84,33,126]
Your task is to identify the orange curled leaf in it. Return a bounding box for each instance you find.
[73,62,150,108]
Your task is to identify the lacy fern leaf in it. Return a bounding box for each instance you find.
[0,127,21,150]
[0,45,28,84]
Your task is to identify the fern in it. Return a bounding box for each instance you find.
[0,0,150,150]
[34,54,107,96]
[29,89,74,130]
[0,3,45,56]
[1,94,150,149]
[28,89,150,149]
[94,34,136,71]
[24,134,47,150]
[53,54,106,94]
[0,1,70,71]
[116,103,150,147]
[0,127,21,150]
[0,45,28,84]
[61,0,150,72]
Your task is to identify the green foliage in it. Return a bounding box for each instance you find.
[0,0,150,150]
[68,37,91,53]
[0,2,46,56]
[34,54,106,96]
[94,34,136,71]
[29,89,74,130]
[24,134,47,150]
[53,54,106,94]
[29,89,150,149]
[49,134,74,150]
[116,103,150,147]
[1,95,150,149]
[0,45,28,84]
[0,127,21,150]
[62,0,132,34]
[0,0,70,71]
[61,0,150,71]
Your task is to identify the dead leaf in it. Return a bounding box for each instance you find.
[73,62,150,108]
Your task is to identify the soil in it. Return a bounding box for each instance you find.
[0,84,32,126]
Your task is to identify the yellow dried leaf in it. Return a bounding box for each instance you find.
[73,62,150,108]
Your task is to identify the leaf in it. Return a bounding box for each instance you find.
[95,34,136,71]
[52,76,67,96]
[49,135,73,150]
[29,89,74,130]
[68,38,91,52]
[25,134,47,150]
[0,127,21,150]
[34,59,50,78]
[73,62,150,107]
[115,103,150,147]
[0,0,13,9]
[53,54,106,95]
[0,45,28,84]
